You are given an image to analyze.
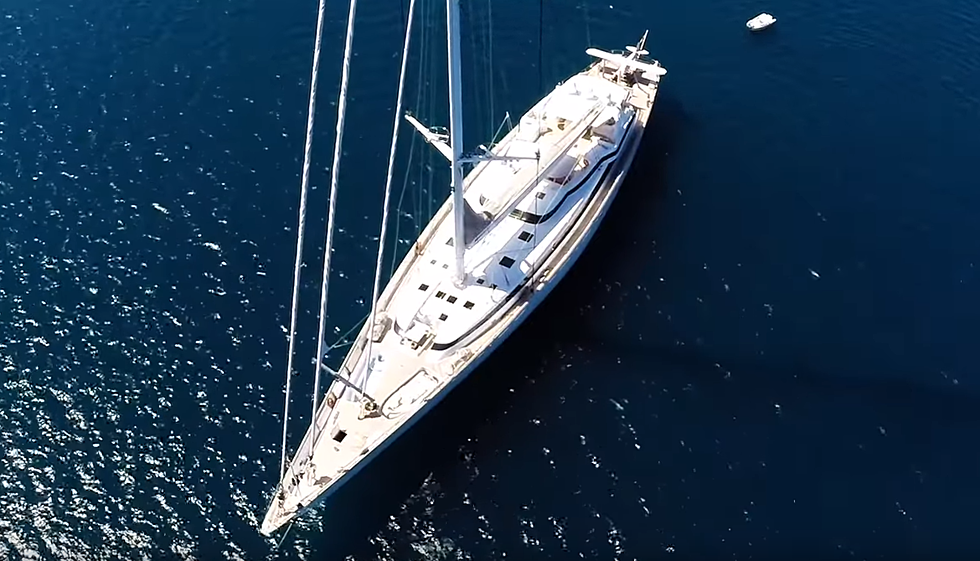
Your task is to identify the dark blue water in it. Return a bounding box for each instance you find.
[2,0,979,558]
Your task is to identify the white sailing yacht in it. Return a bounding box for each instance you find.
[260,0,666,536]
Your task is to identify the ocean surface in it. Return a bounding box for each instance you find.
[2,0,979,558]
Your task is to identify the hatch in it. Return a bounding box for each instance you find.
[381,369,440,418]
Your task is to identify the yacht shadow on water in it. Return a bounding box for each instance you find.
[291,95,688,559]
[289,92,980,559]
[302,89,980,559]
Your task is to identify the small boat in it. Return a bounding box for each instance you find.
[746,12,777,31]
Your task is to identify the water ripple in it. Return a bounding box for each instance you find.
[1,0,979,559]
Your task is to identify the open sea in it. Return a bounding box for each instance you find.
[2,0,979,559]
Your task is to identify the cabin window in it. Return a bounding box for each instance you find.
[518,231,533,242]
[446,238,453,246]
[500,256,515,268]
[476,278,485,285]
[464,301,475,309]
[436,290,446,299]
[536,191,546,199]
[333,429,347,443]
[418,283,429,291]
[447,295,458,304]
[439,313,448,321]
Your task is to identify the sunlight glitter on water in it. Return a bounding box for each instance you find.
[2,0,979,557]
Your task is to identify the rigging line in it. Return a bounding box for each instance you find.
[394,0,428,276]
[389,131,417,277]
[487,0,494,136]
[489,112,509,146]
[410,0,429,250]
[325,311,369,355]
[312,0,359,432]
[534,0,542,250]
[274,521,295,549]
[471,1,485,140]
[416,0,430,243]
[465,2,481,133]
[365,0,418,371]
[538,0,544,94]
[278,0,330,483]
[426,0,437,224]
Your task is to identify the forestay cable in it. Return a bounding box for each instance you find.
[278,0,330,482]
[487,0,494,134]
[311,0,359,433]
[364,0,419,379]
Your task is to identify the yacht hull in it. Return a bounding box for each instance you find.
[261,47,664,536]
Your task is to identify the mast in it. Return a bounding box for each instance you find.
[446,0,466,285]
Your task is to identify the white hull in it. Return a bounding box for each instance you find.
[261,43,665,536]
[746,13,777,31]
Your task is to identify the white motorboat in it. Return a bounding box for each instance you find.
[746,12,777,31]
